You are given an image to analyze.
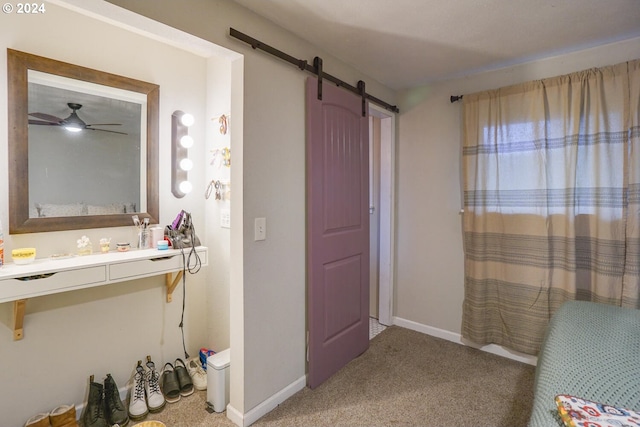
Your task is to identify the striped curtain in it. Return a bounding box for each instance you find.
[461,59,640,355]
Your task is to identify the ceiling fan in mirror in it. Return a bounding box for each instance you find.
[28,102,127,135]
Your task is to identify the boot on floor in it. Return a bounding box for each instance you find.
[80,376,108,427]
[49,405,79,427]
[128,361,148,421]
[24,413,51,427]
[144,356,166,413]
[104,374,129,427]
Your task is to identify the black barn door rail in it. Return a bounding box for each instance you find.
[230,28,399,116]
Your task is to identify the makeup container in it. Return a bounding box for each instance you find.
[150,226,164,248]
[157,240,169,251]
[138,229,150,249]
[117,242,130,252]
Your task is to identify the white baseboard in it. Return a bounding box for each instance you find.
[392,316,537,366]
[226,404,244,427]
[226,375,306,427]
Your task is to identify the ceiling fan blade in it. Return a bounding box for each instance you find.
[85,128,128,135]
[86,123,123,127]
[29,119,61,126]
[29,112,63,123]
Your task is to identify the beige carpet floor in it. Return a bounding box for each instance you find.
[140,326,536,427]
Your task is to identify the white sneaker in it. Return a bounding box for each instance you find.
[128,361,148,420]
[186,356,208,390]
[145,356,166,412]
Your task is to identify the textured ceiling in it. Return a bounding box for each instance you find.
[231,0,640,90]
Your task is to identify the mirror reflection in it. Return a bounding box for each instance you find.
[27,71,146,218]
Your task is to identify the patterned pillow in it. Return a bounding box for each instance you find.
[37,202,85,217]
[555,394,640,427]
[87,203,126,215]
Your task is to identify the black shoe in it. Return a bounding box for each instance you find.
[174,358,194,397]
[160,362,181,403]
[81,375,109,427]
[104,374,129,427]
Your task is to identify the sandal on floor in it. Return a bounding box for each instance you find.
[161,362,181,403]
[175,358,194,397]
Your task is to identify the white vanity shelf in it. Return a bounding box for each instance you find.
[0,246,207,340]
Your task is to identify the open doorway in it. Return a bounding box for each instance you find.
[369,104,395,333]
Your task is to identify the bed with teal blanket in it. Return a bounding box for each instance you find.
[528,300,640,426]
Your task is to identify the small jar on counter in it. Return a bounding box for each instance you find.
[116,242,130,252]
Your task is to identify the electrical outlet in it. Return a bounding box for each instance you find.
[254,217,266,241]
[220,209,231,228]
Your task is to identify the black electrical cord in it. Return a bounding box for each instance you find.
[178,219,202,360]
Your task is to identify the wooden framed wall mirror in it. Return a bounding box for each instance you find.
[7,49,159,234]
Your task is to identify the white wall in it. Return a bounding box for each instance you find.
[205,55,233,353]
[394,37,640,339]
[0,3,233,426]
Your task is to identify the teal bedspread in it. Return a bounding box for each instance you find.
[529,300,640,427]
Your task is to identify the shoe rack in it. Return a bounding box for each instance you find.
[0,246,208,340]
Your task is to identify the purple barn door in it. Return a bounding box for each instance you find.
[306,76,370,389]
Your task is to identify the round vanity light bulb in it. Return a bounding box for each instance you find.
[179,180,193,194]
[180,135,194,148]
[181,113,195,127]
[179,158,193,171]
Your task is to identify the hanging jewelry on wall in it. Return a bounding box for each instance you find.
[205,180,214,199]
[219,114,228,135]
[205,180,231,201]
[222,147,231,167]
[207,112,231,201]
[210,147,231,168]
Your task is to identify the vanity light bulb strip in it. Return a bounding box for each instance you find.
[171,110,193,198]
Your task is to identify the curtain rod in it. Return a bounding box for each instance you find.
[450,95,463,103]
[229,28,400,114]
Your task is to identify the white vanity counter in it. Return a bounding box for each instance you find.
[0,246,207,339]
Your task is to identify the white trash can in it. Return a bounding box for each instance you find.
[207,349,230,412]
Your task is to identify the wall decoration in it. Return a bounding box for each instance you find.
[219,114,228,135]
[205,180,231,201]
[210,147,231,168]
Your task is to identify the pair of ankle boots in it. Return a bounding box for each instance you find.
[80,374,129,427]
[128,357,166,421]
[24,405,78,427]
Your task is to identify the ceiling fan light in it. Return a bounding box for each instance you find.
[63,110,86,132]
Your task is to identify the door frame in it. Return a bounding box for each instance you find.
[369,103,396,326]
